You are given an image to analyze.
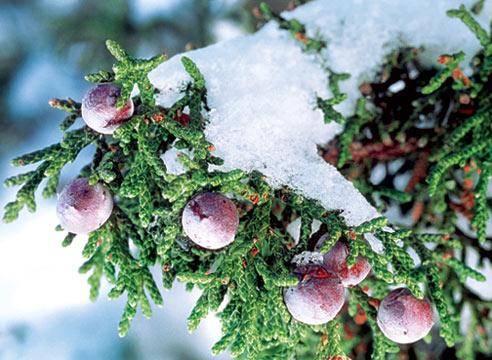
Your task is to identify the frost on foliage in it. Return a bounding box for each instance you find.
[150,0,491,227]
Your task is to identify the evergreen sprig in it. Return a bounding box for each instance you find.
[323,5,492,358]
[3,126,98,222]
[316,95,347,125]
[3,5,491,360]
[256,2,325,52]
[424,6,492,247]
[86,39,166,107]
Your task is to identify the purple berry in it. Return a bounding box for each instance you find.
[315,236,371,287]
[283,265,345,325]
[181,192,239,250]
[377,288,434,344]
[81,84,134,134]
[56,178,113,234]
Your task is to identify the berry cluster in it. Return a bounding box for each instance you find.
[284,236,434,344]
[56,84,133,233]
[177,185,435,347]
[5,29,488,357]
[58,83,434,347]
[62,84,241,234]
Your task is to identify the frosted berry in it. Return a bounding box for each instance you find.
[81,84,134,134]
[377,288,434,344]
[56,178,113,234]
[315,236,371,287]
[182,192,239,250]
[283,265,345,325]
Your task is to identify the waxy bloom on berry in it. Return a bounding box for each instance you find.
[81,84,134,134]
[182,192,239,250]
[284,265,345,325]
[316,236,371,287]
[377,288,434,344]
[57,178,113,234]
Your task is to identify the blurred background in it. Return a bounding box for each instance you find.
[0,1,292,359]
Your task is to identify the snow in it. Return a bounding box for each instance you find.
[286,217,302,245]
[150,20,371,226]
[161,145,193,175]
[465,246,492,300]
[370,162,386,185]
[287,0,491,115]
[364,233,385,255]
[291,251,324,267]
[150,0,491,228]
[212,19,245,42]
[388,80,406,94]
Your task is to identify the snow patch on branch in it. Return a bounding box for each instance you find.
[149,0,491,227]
[288,0,491,115]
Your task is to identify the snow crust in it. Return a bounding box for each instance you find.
[149,0,491,226]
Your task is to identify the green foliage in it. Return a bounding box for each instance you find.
[421,52,466,94]
[447,5,492,54]
[87,40,166,107]
[85,70,115,83]
[316,95,347,125]
[471,165,492,244]
[337,97,374,167]
[326,6,492,358]
[3,5,492,360]
[411,238,459,346]
[313,319,348,360]
[316,70,351,126]
[257,2,325,52]
[181,56,206,90]
[351,287,399,360]
[3,126,98,222]
[424,6,492,246]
